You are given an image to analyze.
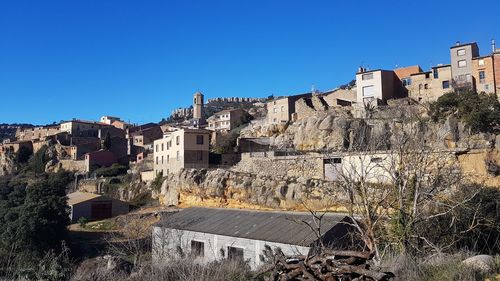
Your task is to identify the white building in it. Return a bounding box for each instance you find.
[152,207,354,270]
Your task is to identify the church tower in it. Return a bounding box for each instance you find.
[193,91,205,125]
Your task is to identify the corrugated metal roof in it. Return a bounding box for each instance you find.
[67,192,102,205]
[155,207,348,247]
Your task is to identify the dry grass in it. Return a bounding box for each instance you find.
[70,258,256,281]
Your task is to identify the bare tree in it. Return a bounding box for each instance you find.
[323,109,479,261]
[105,216,152,267]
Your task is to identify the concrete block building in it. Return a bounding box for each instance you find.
[152,207,354,269]
[153,128,210,175]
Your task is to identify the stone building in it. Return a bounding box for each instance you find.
[152,207,353,270]
[405,65,453,103]
[192,91,205,126]
[60,120,109,137]
[128,124,163,153]
[362,40,500,104]
[321,89,357,107]
[15,124,61,141]
[0,140,33,154]
[153,128,210,175]
[207,108,245,131]
[267,93,312,124]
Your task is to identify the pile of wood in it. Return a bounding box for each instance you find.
[260,247,394,281]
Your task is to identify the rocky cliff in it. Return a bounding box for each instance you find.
[0,153,17,176]
[154,168,349,211]
[241,109,495,152]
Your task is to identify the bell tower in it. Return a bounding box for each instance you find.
[193,91,205,125]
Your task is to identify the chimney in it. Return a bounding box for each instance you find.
[358,66,365,73]
[492,39,496,53]
[455,41,461,46]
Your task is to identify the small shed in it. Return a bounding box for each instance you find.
[68,191,130,222]
[152,207,356,269]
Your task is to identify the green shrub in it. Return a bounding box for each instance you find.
[150,172,164,192]
[417,184,500,255]
[429,91,500,133]
[16,146,32,164]
[28,145,49,173]
[93,164,128,177]
[78,217,89,228]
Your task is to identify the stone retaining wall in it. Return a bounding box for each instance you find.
[232,152,324,179]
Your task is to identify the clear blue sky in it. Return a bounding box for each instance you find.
[0,0,498,125]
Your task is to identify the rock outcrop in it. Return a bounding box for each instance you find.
[0,152,17,176]
[241,112,495,152]
[155,169,348,211]
[462,255,495,273]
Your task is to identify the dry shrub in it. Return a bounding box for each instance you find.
[380,252,494,281]
[71,258,256,281]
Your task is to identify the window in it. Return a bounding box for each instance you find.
[156,144,159,152]
[273,118,277,123]
[371,157,383,163]
[325,158,342,164]
[156,156,158,165]
[197,151,203,161]
[280,106,284,112]
[457,49,466,56]
[442,80,450,89]
[161,143,164,151]
[424,84,429,89]
[485,84,490,90]
[425,72,430,79]
[191,241,204,257]
[176,136,180,145]
[362,73,373,80]
[479,71,486,83]
[433,68,439,79]
[362,85,375,97]
[161,156,163,164]
[466,74,471,82]
[167,155,169,163]
[458,60,467,68]
[227,246,244,261]
[478,59,485,66]
[196,135,204,145]
[402,78,412,86]
[273,107,278,113]
[176,151,180,161]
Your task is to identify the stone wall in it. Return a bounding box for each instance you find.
[58,159,86,173]
[232,152,324,179]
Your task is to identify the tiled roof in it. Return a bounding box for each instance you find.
[155,207,348,246]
